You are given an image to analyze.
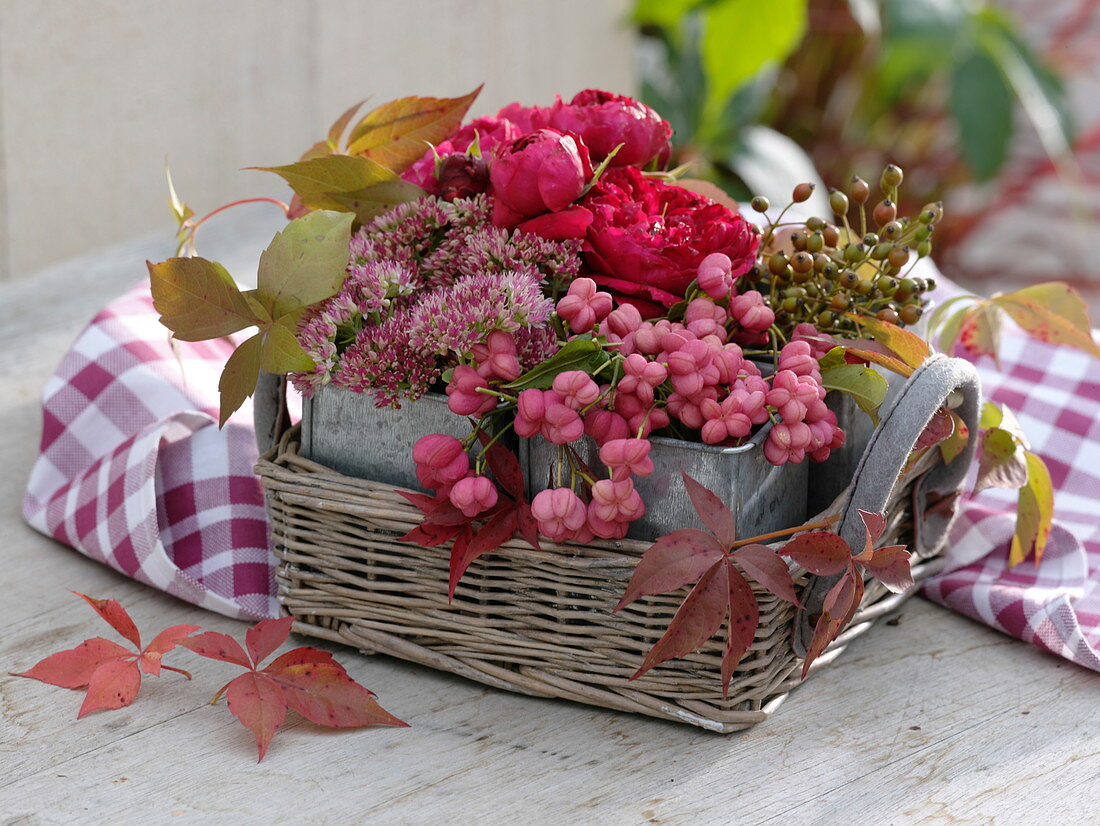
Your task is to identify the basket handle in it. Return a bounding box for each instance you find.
[253,372,290,454]
[793,354,982,655]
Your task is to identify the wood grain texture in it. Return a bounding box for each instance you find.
[2,211,1099,822]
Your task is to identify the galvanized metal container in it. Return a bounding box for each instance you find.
[300,388,467,491]
[523,425,808,542]
[806,391,876,516]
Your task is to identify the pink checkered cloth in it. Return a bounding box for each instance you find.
[20,281,1100,673]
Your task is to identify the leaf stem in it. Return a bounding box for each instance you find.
[731,516,838,548]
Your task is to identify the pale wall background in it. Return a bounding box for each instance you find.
[0,0,635,283]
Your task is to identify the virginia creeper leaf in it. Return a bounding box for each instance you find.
[79,660,142,719]
[259,317,316,375]
[721,565,760,696]
[451,510,518,598]
[11,638,133,688]
[148,257,259,341]
[681,472,736,547]
[253,155,398,212]
[246,616,295,667]
[802,567,863,679]
[861,545,914,594]
[1010,451,1055,567]
[139,624,202,676]
[914,405,954,452]
[779,531,851,575]
[72,592,142,649]
[974,427,1028,495]
[957,302,1004,363]
[820,363,888,422]
[634,561,728,679]
[218,333,264,427]
[345,87,482,172]
[255,210,354,318]
[182,619,406,761]
[615,529,725,611]
[731,543,800,607]
[994,284,1100,358]
[328,180,428,223]
[939,410,971,465]
[848,313,931,368]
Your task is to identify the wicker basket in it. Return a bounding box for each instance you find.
[254,355,981,732]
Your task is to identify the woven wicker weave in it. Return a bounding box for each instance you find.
[255,354,980,732]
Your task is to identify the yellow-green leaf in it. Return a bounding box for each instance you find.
[979,401,1003,430]
[252,155,397,211]
[255,210,354,319]
[842,346,914,378]
[218,333,264,426]
[328,98,368,150]
[147,257,259,342]
[820,363,888,423]
[1009,451,1054,567]
[259,317,315,375]
[345,86,482,173]
[993,287,1100,359]
[974,427,1028,495]
[957,302,1004,363]
[848,313,931,368]
[327,180,427,223]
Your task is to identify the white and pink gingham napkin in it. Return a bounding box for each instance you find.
[21,280,1100,672]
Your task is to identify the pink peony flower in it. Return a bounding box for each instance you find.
[580,167,759,318]
[548,89,672,168]
[489,129,593,232]
[496,101,553,133]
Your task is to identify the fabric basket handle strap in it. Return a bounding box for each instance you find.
[253,371,290,454]
[793,354,982,655]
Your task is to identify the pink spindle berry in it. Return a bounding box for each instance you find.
[449,475,498,518]
[556,277,613,333]
[472,330,521,382]
[606,303,643,337]
[446,365,498,416]
[599,438,654,480]
[552,370,601,410]
[699,394,755,444]
[696,252,734,299]
[587,508,630,540]
[584,407,630,446]
[412,433,470,489]
[617,353,667,405]
[590,478,645,523]
[777,340,820,379]
[766,370,822,424]
[729,290,775,332]
[684,297,728,339]
[543,397,585,443]
[516,388,584,444]
[530,487,588,541]
[763,421,813,465]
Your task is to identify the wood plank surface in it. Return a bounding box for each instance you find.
[2,209,1098,824]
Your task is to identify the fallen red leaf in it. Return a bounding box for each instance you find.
[10,592,199,717]
[180,616,406,761]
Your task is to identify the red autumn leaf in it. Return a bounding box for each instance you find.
[779,531,851,575]
[681,472,736,547]
[449,510,517,598]
[395,490,442,513]
[72,591,142,649]
[181,617,406,761]
[801,566,864,679]
[634,561,728,679]
[515,500,542,551]
[721,565,760,694]
[246,615,295,666]
[848,314,932,369]
[615,529,725,611]
[861,545,914,594]
[478,434,525,500]
[180,631,251,668]
[10,592,198,716]
[914,405,954,452]
[731,543,801,607]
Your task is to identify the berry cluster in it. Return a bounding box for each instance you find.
[415,267,846,542]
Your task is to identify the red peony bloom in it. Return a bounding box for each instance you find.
[580,167,759,318]
[403,116,521,195]
[489,128,593,233]
[549,89,672,168]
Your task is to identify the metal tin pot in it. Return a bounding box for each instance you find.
[300,388,467,491]
[806,391,876,516]
[523,424,808,543]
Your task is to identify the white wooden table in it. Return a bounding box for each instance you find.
[2,207,1099,824]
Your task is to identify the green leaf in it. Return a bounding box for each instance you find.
[699,0,807,132]
[260,317,315,375]
[939,410,971,465]
[218,333,264,426]
[148,257,259,342]
[950,48,1013,181]
[255,210,354,319]
[974,428,1028,495]
[978,401,1003,430]
[327,180,427,223]
[1010,451,1054,567]
[505,339,604,391]
[817,346,847,370]
[820,363,888,422]
[252,155,397,212]
[345,87,482,173]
